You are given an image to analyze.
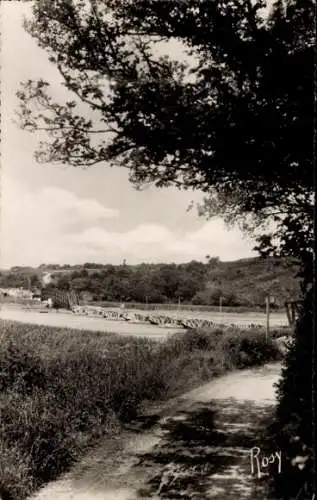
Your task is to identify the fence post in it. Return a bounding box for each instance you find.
[266,295,270,343]
[219,296,223,314]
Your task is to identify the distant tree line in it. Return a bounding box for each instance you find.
[38,258,300,308]
[0,258,301,308]
[0,273,41,290]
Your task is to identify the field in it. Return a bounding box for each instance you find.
[0,306,179,340]
[0,303,289,341]
[0,318,283,500]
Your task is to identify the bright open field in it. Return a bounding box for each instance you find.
[0,303,289,339]
[0,307,178,340]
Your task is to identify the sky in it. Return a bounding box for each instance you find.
[0,1,258,269]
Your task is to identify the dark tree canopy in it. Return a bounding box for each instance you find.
[18,0,314,278]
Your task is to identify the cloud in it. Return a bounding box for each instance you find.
[0,179,257,268]
[0,179,119,266]
[38,186,119,225]
[59,221,256,265]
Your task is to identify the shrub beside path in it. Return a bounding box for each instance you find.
[27,363,281,500]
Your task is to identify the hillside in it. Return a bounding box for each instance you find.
[0,257,302,308]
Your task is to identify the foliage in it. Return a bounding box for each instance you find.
[0,271,41,290]
[267,288,314,499]
[0,319,280,500]
[219,328,282,369]
[17,0,314,279]
[1,257,301,307]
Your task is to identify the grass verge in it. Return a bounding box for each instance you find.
[0,319,282,500]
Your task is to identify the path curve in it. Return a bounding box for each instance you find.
[28,363,281,500]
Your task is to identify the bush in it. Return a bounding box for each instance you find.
[268,289,314,499]
[0,323,162,498]
[0,341,47,394]
[0,442,34,500]
[269,326,293,339]
[214,328,282,369]
[0,319,281,500]
[163,327,281,385]
[175,328,214,351]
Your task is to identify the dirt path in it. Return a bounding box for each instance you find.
[28,363,281,500]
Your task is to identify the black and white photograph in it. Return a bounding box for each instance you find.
[0,1,314,499]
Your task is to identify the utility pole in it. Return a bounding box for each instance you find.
[26,275,31,291]
[219,296,223,314]
[266,295,270,343]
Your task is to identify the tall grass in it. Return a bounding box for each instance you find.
[0,320,281,500]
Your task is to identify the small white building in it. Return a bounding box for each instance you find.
[0,287,33,299]
[42,273,53,286]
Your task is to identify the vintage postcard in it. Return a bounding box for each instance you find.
[0,1,314,499]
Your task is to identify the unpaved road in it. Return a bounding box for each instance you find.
[28,363,281,500]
